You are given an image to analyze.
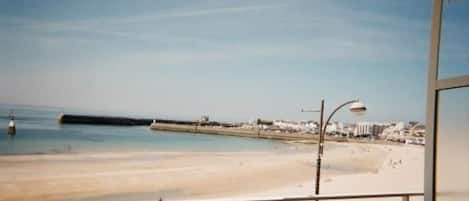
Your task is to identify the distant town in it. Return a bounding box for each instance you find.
[237,118,426,145]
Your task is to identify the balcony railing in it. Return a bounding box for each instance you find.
[248,192,424,201]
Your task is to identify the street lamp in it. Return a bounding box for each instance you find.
[301,99,366,196]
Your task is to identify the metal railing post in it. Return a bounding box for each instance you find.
[402,195,410,201]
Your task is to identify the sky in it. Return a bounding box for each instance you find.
[0,0,464,123]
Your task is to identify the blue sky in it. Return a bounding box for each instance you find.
[0,0,455,122]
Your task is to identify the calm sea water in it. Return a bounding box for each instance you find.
[0,104,292,155]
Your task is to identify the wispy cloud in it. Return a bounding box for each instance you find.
[2,3,285,27]
[0,0,429,69]
[156,4,285,19]
[1,3,286,47]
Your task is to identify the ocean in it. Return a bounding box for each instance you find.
[0,104,292,155]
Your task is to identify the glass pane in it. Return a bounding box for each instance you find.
[438,0,469,79]
[436,87,469,201]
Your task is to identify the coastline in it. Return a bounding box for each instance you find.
[0,142,423,201]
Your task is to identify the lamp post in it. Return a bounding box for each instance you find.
[301,99,366,196]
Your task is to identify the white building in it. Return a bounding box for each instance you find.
[354,122,387,137]
[326,121,344,134]
[300,120,318,133]
[270,120,318,133]
[273,120,303,131]
[381,121,406,137]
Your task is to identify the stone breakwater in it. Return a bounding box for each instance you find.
[150,123,322,141]
[58,114,154,126]
[58,114,236,127]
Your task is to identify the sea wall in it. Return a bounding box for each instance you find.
[58,114,235,127]
[150,123,320,141]
[58,114,149,126]
[58,114,195,126]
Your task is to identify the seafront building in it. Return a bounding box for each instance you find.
[269,120,318,133]
[238,118,425,144]
[382,122,406,136]
[325,121,344,135]
[353,122,386,138]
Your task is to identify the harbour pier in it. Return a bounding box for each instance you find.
[58,114,235,127]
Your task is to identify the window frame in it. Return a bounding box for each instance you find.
[425,0,469,200]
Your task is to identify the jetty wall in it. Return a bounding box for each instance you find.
[150,123,321,141]
[58,114,236,127]
[58,114,152,126]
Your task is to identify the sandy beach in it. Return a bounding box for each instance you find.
[0,142,423,201]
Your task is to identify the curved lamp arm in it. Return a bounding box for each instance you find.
[322,99,358,135]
